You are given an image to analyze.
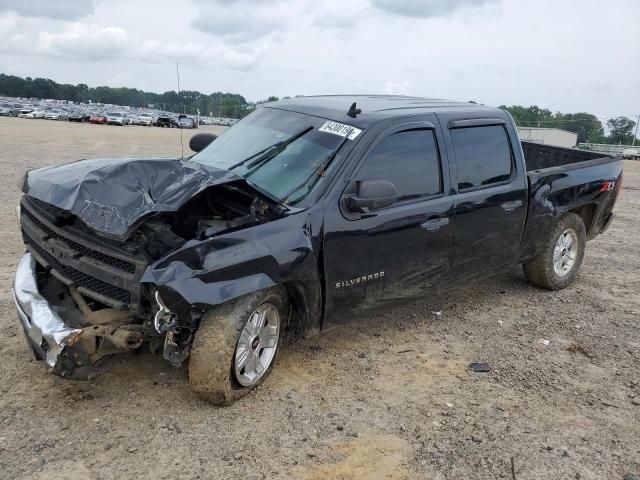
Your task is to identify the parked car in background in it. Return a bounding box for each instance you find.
[177,115,198,129]
[0,102,13,116]
[137,113,154,126]
[44,109,68,120]
[156,114,173,127]
[622,148,639,160]
[20,109,45,119]
[9,103,24,116]
[89,113,108,124]
[68,111,91,122]
[18,108,35,118]
[106,112,129,126]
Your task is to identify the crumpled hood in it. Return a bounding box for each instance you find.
[23,157,245,238]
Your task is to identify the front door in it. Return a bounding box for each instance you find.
[322,118,454,321]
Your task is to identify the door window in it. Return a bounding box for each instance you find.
[356,129,442,204]
[450,125,513,190]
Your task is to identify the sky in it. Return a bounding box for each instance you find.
[0,0,638,119]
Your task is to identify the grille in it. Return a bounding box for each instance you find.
[27,236,131,305]
[22,208,135,274]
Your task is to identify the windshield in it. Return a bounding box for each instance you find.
[109,112,122,117]
[192,108,360,204]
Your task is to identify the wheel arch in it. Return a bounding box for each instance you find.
[568,203,596,238]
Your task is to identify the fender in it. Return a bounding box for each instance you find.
[141,211,323,337]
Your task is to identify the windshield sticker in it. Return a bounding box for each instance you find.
[319,121,362,140]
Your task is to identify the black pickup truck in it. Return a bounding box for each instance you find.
[12,96,623,404]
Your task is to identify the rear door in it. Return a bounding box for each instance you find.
[438,115,527,279]
[322,117,455,320]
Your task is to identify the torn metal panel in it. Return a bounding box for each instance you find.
[142,211,324,337]
[23,158,246,238]
[12,253,146,379]
[12,253,82,368]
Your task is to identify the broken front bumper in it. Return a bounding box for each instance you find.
[12,253,83,370]
[12,253,144,379]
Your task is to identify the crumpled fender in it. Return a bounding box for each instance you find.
[141,212,323,336]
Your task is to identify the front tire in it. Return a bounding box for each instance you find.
[523,213,586,290]
[188,286,287,405]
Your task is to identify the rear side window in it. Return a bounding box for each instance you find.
[451,125,513,190]
[357,129,442,203]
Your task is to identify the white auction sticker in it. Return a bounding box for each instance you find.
[319,121,362,140]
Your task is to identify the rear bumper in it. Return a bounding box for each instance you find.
[12,253,82,369]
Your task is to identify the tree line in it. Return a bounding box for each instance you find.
[0,73,251,118]
[499,105,637,145]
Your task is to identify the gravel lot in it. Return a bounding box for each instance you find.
[0,116,638,480]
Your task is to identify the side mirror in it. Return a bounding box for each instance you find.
[189,132,217,153]
[344,179,398,213]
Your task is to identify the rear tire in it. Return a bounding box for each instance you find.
[523,213,586,290]
[188,286,287,405]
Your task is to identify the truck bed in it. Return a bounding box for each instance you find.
[521,141,614,172]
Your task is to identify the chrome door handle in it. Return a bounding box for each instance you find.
[421,217,450,231]
[501,200,523,213]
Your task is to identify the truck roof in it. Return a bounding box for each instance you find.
[267,95,500,129]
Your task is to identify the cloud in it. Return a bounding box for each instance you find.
[0,0,94,20]
[384,80,412,95]
[136,40,268,71]
[371,0,498,18]
[191,3,283,42]
[0,12,17,34]
[311,1,369,29]
[38,24,128,60]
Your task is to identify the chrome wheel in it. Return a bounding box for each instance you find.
[234,302,280,387]
[553,228,578,277]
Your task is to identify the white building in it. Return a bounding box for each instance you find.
[517,127,578,148]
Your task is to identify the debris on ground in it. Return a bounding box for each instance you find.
[469,362,492,373]
[538,338,551,347]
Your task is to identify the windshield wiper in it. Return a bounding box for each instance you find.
[281,128,353,204]
[228,126,314,171]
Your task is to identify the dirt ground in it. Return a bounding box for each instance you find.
[0,116,638,480]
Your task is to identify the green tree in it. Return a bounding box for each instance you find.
[586,123,606,143]
[607,116,635,144]
[0,73,251,118]
[500,105,605,144]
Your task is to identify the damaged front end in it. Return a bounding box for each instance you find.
[13,254,144,379]
[14,157,292,379]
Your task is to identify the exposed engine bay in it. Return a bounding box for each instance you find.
[128,183,280,260]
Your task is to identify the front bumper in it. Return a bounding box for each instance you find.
[12,253,144,379]
[12,253,83,368]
